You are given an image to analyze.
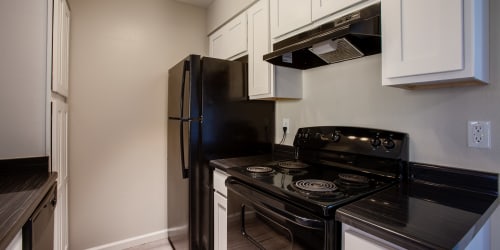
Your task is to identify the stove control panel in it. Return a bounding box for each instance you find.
[293,126,408,158]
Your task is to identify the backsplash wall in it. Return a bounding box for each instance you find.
[276,54,500,173]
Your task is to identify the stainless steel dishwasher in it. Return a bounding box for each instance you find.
[22,183,57,250]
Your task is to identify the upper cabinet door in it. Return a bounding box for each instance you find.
[270,0,312,38]
[312,0,366,21]
[209,12,247,60]
[248,0,272,97]
[382,0,489,87]
[383,0,463,79]
[52,0,70,97]
[209,29,225,58]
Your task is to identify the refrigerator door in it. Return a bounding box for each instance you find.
[167,55,201,249]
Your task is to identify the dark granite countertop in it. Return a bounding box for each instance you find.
[336,163,499,250]
[0,157,57,249]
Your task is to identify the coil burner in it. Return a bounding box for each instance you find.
[335,173,370,189]
[277,161,310,169]
[245,166,275,178]
[294,179,338,192]
[246,166,274,173]
[289,179,344,200]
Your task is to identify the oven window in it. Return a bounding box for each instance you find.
[227,185,326,249]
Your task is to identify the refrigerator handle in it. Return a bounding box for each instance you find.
[179,121,189,179]
[179,60,190,179]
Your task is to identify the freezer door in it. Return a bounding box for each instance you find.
[168,58,191,119]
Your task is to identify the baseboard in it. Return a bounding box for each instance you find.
[85,229,170,250]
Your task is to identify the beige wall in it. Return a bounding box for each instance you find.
[67,0,207,249]
[275,1,500,248]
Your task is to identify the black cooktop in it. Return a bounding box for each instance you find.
[227,160,396,217]
[227,126,409,217]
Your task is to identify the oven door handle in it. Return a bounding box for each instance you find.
[255,200,324,230]
[227,177,325,230]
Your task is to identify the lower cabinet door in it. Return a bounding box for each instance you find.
[343,224,404,250]
[213,191,227,250]
[6,230,22,250]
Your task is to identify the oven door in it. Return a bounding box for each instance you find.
[227,177,332,250]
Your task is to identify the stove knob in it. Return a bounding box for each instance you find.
[371,138,381,148]
[383,139,395,149]
[332,132,341,142]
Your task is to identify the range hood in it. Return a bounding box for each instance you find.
[263,3,381,70]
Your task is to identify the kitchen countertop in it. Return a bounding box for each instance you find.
[336,163,499,250]
[0,157,57,249]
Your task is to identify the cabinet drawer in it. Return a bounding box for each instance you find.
[213,169,229,197]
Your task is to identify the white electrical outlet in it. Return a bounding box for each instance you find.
[468,121,491,148]
[282,118,290,134]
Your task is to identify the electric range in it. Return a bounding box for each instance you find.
[225,126,409,249]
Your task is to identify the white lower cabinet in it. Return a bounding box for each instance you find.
[214,191,227,250]
[213,170,228,250]
[343,220,491,250]
[54,180,69,250]
[342,224,404,250]
[5,230,22,250]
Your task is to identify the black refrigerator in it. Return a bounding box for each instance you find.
[167,55,275,250]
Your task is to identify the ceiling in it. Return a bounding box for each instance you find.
[175,0,214,8]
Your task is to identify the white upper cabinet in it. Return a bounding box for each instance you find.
[52,0,70,97]
[382,0,489,88]
[248,0,272,97]
[209,12,248,60]
[312,0,366,21]
[270,0,312,38]
[249,0,302,100]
